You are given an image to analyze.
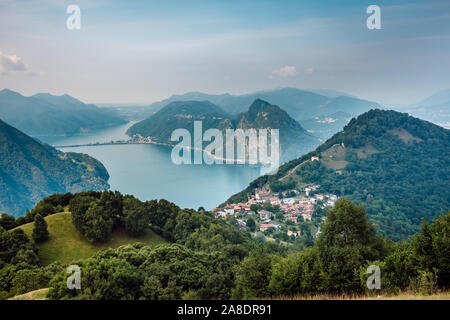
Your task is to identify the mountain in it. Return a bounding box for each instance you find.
[0,119,110,217]
[0,89,125,136]
[227,99,320,162]
[127,99,321,163]
[226,109,450,241]
[401,89,450,129]
[100,105,160,121]
[306,89,357,99]
[299,111,353,139]
[417,89,450,107]
[145,88,380,120]
[126,100,230,142]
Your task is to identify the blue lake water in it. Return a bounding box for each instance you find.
[37,122,261,210]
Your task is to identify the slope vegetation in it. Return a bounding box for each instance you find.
[14,212,167,265]
[0,119,110,217]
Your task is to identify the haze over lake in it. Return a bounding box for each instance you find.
[37,122,260,210]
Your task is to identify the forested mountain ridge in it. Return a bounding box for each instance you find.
[126,100,230,142]
[227,99,320,161]
[0,89,125,136]
[226,109,450,240]
[128,99,321,163]
[0,119,110,217]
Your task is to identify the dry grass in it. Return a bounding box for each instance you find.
[270,291,450,300]
[351,144,379,159]
[8,288,49,300]
[388,128,423,144]
[321,144,348,170]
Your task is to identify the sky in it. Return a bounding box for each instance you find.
[0,0,449,105]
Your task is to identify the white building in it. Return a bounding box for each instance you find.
[259,210,272,221]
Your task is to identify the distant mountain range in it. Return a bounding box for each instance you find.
[145,88,380,122]
[299,111,353,139]
[127,99,321,163]
[0,89,125,136]
[141,87,450,139]
[126,88,379,141]
[226,109,450,241]
[0,119,110,217]
[399,89,450,129]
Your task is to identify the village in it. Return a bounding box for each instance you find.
[213,184,338,242]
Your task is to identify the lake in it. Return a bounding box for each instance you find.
[38,122,261,210]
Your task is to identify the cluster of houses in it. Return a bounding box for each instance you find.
[130,134,153,144]
[213,185,338,235]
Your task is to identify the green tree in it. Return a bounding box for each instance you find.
[269,247,321,296]
[83,201,114,243]
[69,194,97,231]
[412,212,450,287]
[316,198,386,293]
[233,254,273,299]
[10,268,51,296]
[98,191,123,227]
[122,197,149,236]
[246,217,256,232]
[32,214,49,243]
[0,214,16,230]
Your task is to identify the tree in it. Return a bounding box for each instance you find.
[69,194,97,231]
[412,212,450,287]
[32,214,49,243]
[83,201,114,243]
[275,212,284,222]
[269,248,321,296]
[250,204,258,213]
[0,214,16,230]
[246,217,256,232]
[122,197,149,236]
[233,254,273,299]
[98,191,123,227]
[316,198,386,293]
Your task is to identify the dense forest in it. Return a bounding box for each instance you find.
[0,191,448,300]
[226,109,450,241]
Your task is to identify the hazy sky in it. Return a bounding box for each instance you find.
[0,0,449,105]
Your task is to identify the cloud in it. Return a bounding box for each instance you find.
[0,51,27,74]
[271,66,297,78]
[305,67,314,75]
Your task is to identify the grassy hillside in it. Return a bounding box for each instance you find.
[8,288,49,300]
[13,212,167,265]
